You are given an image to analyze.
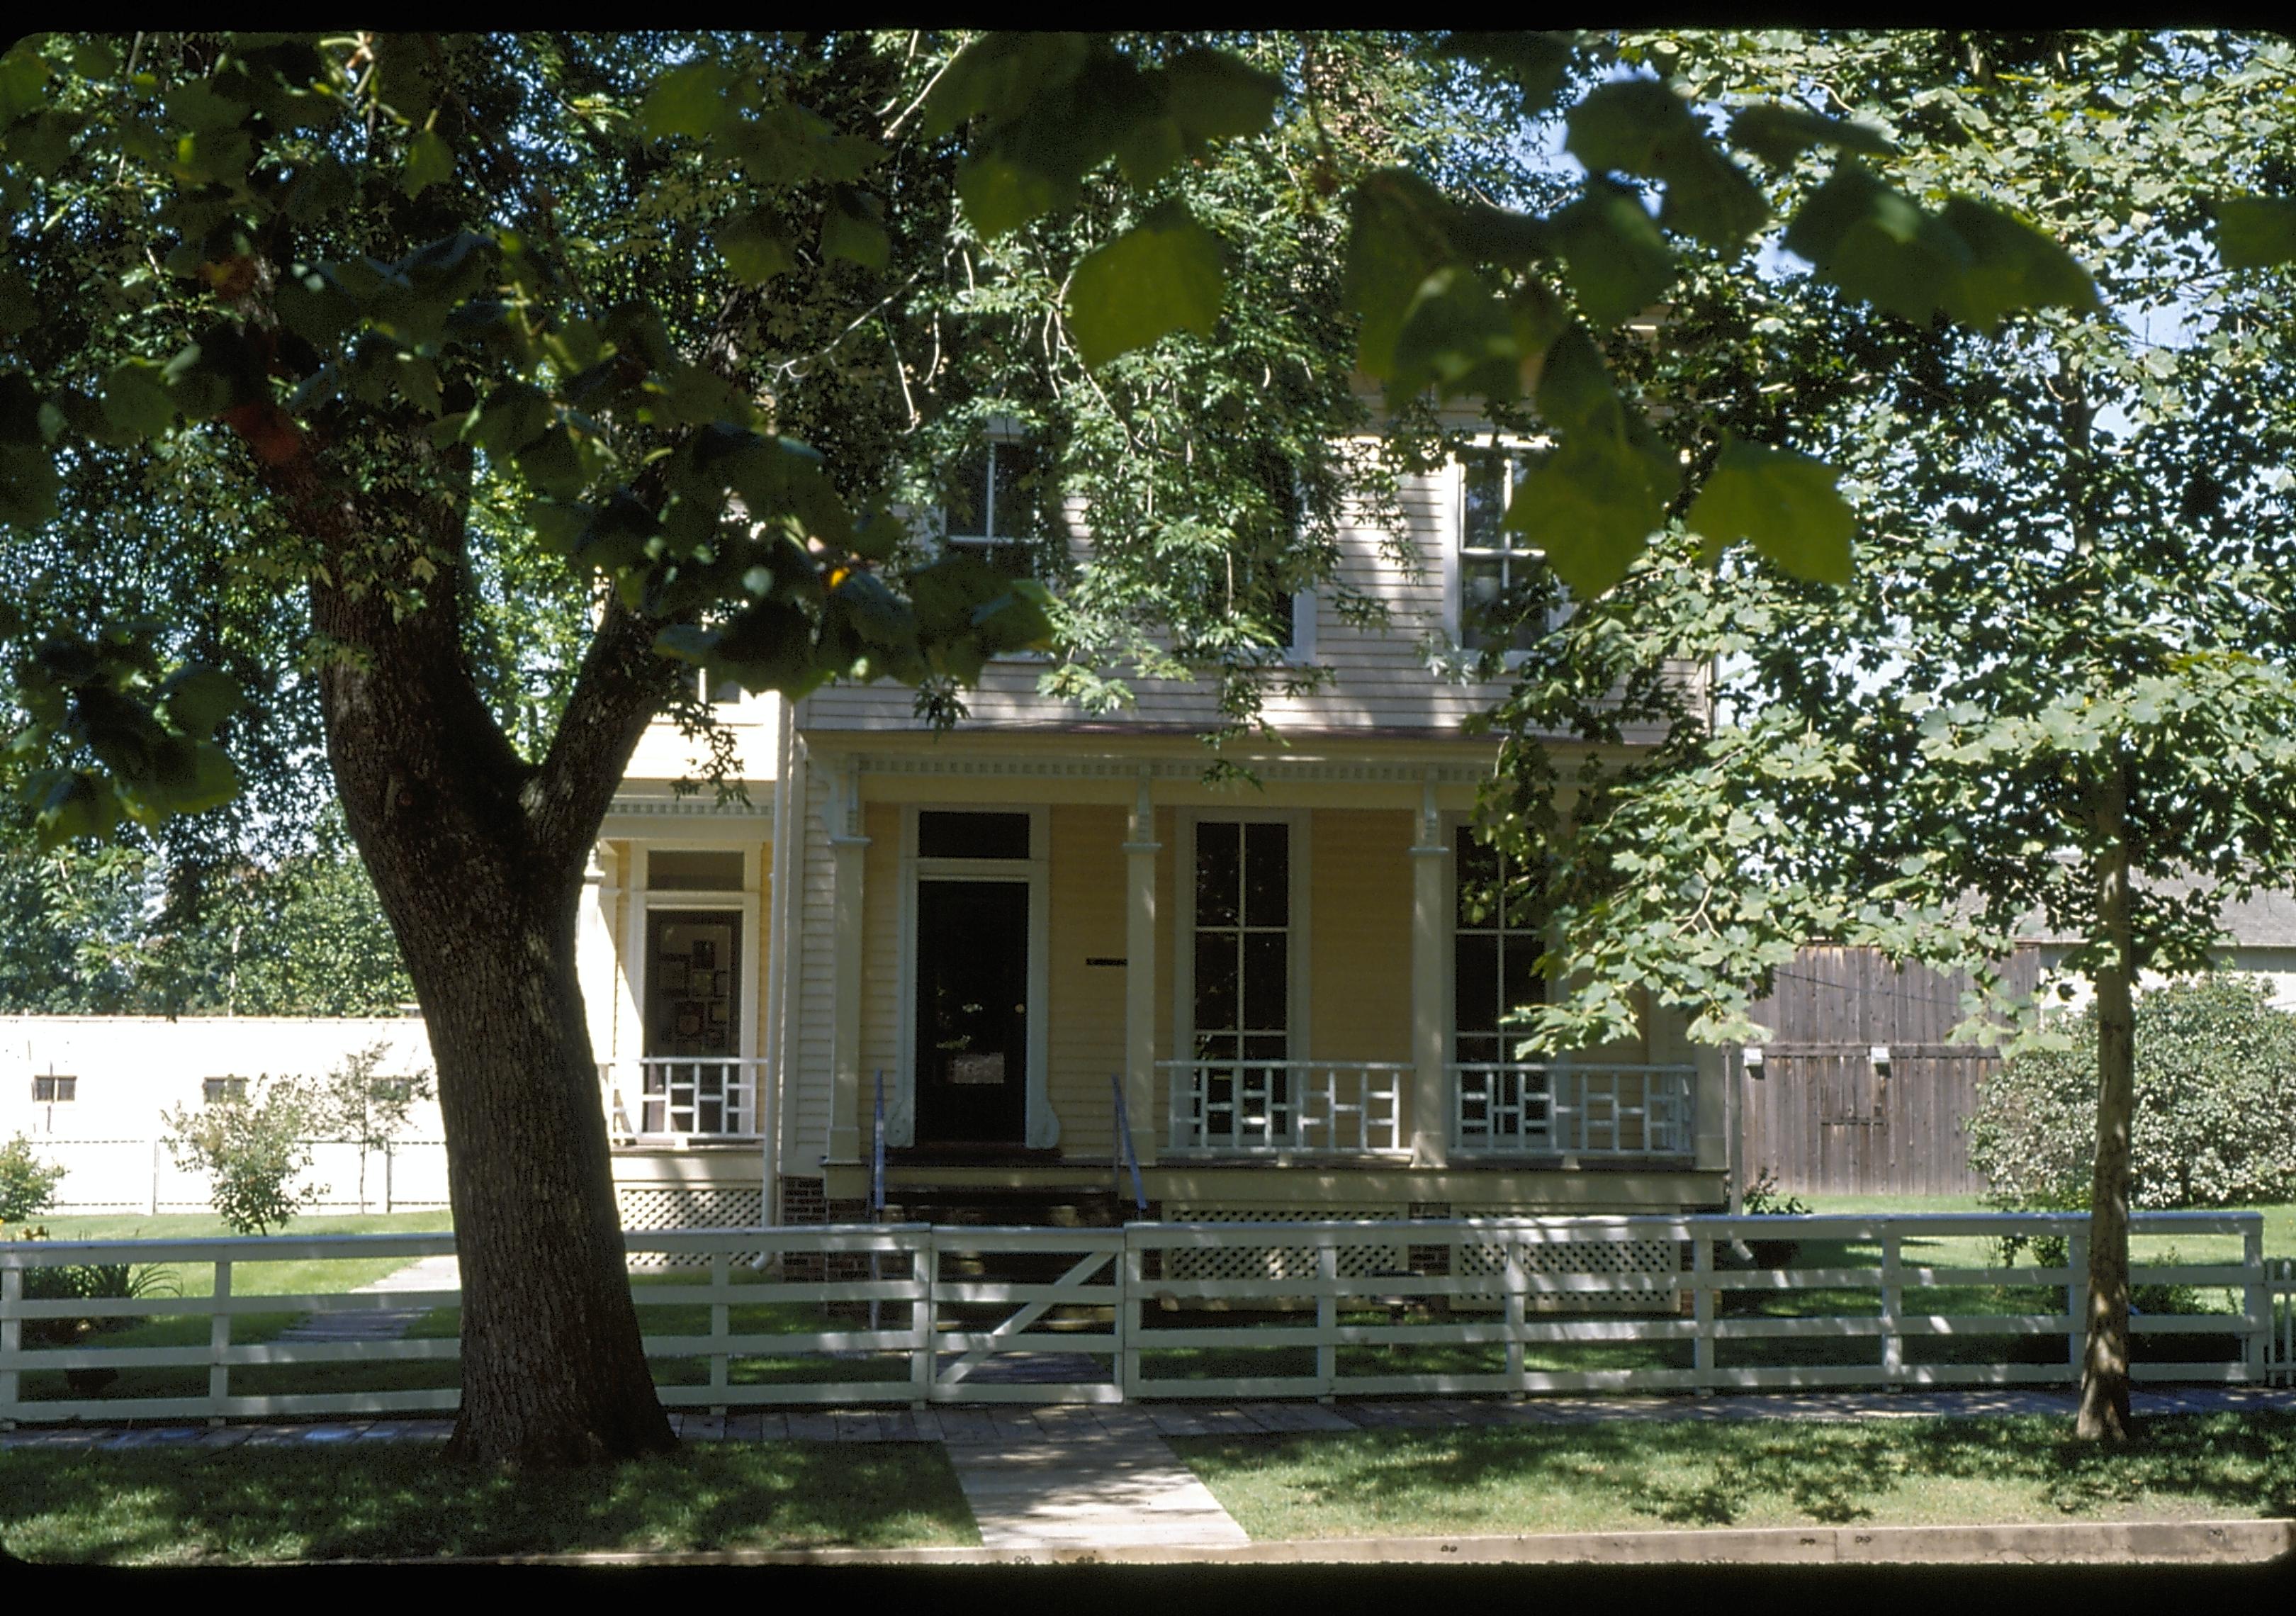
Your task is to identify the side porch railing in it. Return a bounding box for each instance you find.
[1452,1062,1696,1159]
[1160,1060,1409,1157]
[600,1058,765,1144]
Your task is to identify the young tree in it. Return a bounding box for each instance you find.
[1487,29,2296,1439]
[162,1075,325,1235]
[0,30,2113,1464]
[308,1042,435,1211]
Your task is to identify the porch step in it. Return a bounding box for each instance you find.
[882,1186,1130,1230]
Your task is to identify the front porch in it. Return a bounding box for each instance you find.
[777,739,1728,1218]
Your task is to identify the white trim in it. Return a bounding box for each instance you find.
[1171,809,1312,1072]
[1444,439,1564,666]
[633,846,765,1073]
[893,804,1057,1149]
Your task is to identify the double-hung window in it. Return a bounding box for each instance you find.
[1456,447,1559,654]
[943,437,1037,578]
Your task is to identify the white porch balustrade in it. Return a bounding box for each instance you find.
[1451,1062,1697,1158]
[600,1058,765,1143]
[1161,1060,1409,1156]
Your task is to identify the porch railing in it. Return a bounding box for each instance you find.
[1161,1059,1408,1156]
[1452,1062,1696,1158]
[600,1058,764,1143]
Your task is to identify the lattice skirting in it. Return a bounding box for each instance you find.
[1163,1206,1411,1281]
[1456,1209,1680,1311]
[616,1186,765,1269]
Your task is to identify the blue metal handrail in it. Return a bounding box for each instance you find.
[1110,1072,1147,1218]
[870,1069,887,1219]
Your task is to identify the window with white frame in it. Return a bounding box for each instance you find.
[32,1074,76,1103]
[1453,827,1548,1069]
[942,436,1038,578]
[203,1076,247,1104]
[1456,447,1559,653]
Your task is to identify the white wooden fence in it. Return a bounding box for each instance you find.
[3,1212,2290,1425]
[17,1137,453,1216]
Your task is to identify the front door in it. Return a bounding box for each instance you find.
[913,879,1030,1145]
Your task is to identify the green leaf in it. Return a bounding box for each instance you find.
[1686,433,1855,585]
[1532,325,1627,439]
[1936,198,2098,335]
[922,33,1093,138]
[1565,78,1766,249]
[1782,162,1971,325]
[955,150,1059,240]
[1065,203,1225,369]
[820,188,888,271]
[159,667,243,738]
[400,128,454,198]
[1390,266,1530,400]
[99,359,177,442]
[465,381,556,456]
[0,369,41,443]
[1505,433,1671,597]
[0,42,52,125]
[1728,103,1897,167]
[1554,183,1675,326]
[0,442,60,529]
[1162,48,1282,142]
[1442,32,1577,118]
[716,212,797,284]
[638,61,733,142]
[273,265,359,349]
[1343,169,1457,381]
[33,770,120,849]
[2210,196,2296,271]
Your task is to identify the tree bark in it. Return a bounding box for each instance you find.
[2078,753,2137,1440]
[286,420,682,1466]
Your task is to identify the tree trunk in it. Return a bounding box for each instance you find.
[301,449,682,1465]
[2078,755,2137,1440]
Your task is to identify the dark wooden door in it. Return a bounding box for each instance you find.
[914,880,1030,1144]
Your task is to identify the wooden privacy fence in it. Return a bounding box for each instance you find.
[3,1213,2290,1425]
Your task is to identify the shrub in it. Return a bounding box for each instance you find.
[0,1133,66,1222]
[1968,974,2296,1213]
[162,1075,326,1235]
[9,1225,179,1393]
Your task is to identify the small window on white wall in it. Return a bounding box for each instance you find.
[33,1074,76,1103]
[1456,447,1561,654]
[942,437,1038,578]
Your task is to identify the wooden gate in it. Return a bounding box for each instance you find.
[1740,947,2040,1198]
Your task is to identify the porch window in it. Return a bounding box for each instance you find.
[1458,448,1557,653]
[1192,820,1291,1135]
[1453,826,1546,1067]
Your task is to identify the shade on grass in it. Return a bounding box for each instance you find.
[0,1440,979,1563]
[1174,1412,2296,1538]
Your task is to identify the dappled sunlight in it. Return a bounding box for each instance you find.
[1175,1412,2296,1538]
[0,1441,978,1563]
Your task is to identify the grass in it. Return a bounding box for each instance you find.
[1174,1412,2296,1538]
[9,1211,456,1299]
[0,1440,979,1564]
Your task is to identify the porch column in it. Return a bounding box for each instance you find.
[826,760,870,1165]
[1123,775,1161,1167]
[1409,775,1451,1169]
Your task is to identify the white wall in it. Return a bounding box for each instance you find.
[2031,946,2296,1018]
[1,1016,446,1216]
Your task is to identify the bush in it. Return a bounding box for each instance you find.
[0,1133,66,1222]
[9,1225,179,1393]
[162,1075,326,1235]
[1968,973,2296,1212]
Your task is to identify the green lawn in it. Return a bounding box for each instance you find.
[0,1440,979,1564]
[1175,1412,2296,1538]
[11,1211,456,1298]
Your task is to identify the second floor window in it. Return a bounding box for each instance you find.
[1458,449,1555,654]
[943,438,1037,579]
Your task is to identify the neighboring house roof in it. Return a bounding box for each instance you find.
[2014,878,2296,950]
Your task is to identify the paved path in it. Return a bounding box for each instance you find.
[273,1253,461,1345]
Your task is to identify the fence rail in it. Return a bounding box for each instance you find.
[2,1212,2287,1424]
[13,1137,451,1216]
